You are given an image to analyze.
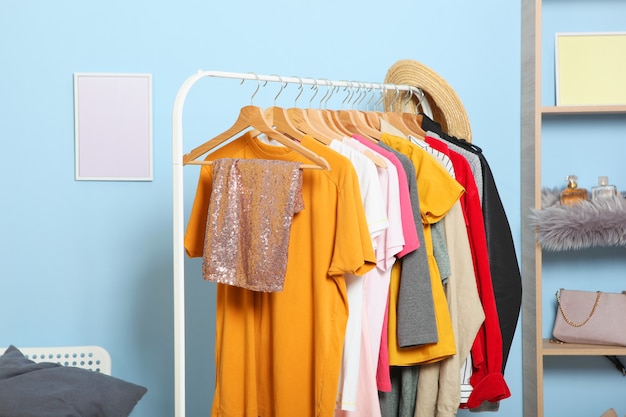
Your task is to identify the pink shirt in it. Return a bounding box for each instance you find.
[350,135,419,257]
[343,136,404,393]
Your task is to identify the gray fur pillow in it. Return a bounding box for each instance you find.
[528,187,626,251]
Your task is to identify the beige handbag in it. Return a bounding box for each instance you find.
[552,288,626,346]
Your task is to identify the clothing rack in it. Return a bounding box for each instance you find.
[171,70,431,417]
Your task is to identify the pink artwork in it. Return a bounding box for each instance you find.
[74,73,152,180]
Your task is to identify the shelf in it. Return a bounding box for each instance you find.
[542,105,626,115]
[542,339,626,356]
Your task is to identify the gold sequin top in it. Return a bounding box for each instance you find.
[202,158,304,292]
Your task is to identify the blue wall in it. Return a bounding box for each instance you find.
[0,1,618,416]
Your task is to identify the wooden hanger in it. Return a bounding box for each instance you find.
[381,111,414,137]
[322,109,353,136]
[313,81,353,137]
[287,107,335,145]
[362,87,389,131]
[380,86,424,139]
[183,105,330,170]
[400,90,427,138]
[283,79,337,145]
[352,85,381,132]
[306,108,345,141]
[391,88,426,138]
[332,84,361,137]
[338,110,383,141]
[362,148,387,168]
[306,80,348,142]
[261,76,306,141]
[401,113,427,138]
[363,110,381,131]
[334,84,387,167]
[265,106,304,141]
[318,82,380,140]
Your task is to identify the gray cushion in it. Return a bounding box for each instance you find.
[0,345,147,417]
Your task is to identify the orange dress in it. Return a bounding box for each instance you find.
[185,132,376,417]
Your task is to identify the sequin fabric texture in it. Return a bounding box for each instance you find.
[202,158,304,292]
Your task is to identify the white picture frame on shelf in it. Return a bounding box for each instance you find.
[555,32,626,106]
[73,73,153,181]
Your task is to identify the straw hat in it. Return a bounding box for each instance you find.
[383,59,472,142]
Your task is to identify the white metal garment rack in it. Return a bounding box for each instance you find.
[171,69,431,417]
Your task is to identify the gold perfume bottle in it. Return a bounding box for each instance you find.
[560,175,588,206]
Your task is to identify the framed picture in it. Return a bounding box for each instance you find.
[74,73,153,181]
[555,32,626,106]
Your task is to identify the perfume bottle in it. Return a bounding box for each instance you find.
[560,175,588,206]
[591,176,618,201]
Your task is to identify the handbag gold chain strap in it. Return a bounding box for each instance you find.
[555,290,602,327]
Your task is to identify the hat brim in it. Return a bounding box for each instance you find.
[384,59,472,142]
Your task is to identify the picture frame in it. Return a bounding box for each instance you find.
[555,32,626,106]
[73,73,153,181]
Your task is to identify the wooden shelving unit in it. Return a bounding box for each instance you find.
[521,1,626,416]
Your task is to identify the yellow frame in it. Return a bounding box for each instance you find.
[555,32,626,106]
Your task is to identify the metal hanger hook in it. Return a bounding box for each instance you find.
[375,86,386,112]
[356,82,368,109]
[271,74,287,106]
[309,78,319,108]
[292,76,304,108]
[364,84,375,111]
[320,78,336,110]
[341,82,354,109]
[402,88,414,112]
[241,72,262,106]
[412,87,425,113]
[326,80,337,110]
[317,78,331,110]
[402,87,424,113]
[389,84,401,111]
[349,82,359,109]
